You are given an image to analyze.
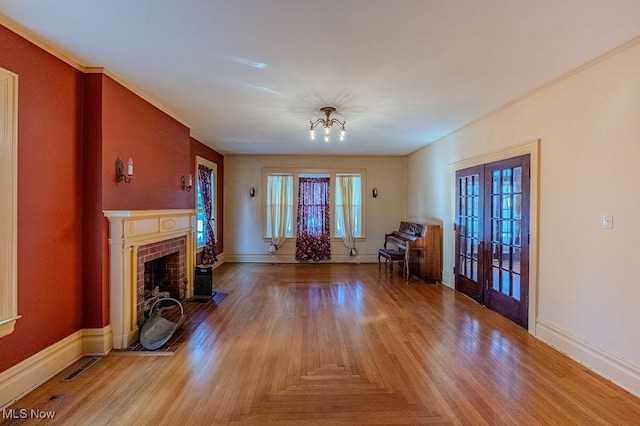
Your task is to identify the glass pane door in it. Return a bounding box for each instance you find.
[455,165,484,303]
[454,155,530,328]
[484,156,530,328]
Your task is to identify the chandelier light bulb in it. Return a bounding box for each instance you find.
[308,106,346,144]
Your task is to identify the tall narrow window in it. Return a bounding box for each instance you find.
[335,174,362,255]
[196,181,207,248]
[295,176,331,261]
[197,161,217,264]
[266,174,293,251]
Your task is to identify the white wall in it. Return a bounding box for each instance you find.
[224,155,406,263]
[406,38,640,396]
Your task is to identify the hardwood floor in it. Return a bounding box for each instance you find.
[4,263,640,425]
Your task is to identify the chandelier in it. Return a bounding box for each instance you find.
[309,106,346,142]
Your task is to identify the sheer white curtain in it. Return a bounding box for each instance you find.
[336,175,359,256]
[266,174,293,253]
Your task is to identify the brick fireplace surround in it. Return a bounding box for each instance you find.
[103,210,196,349]
[137,236,187,328]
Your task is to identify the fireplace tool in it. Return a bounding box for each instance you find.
[140,297,185,350]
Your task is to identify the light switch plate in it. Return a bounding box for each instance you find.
[602,215,613,229]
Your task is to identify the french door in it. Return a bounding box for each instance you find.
[455,155,530,328]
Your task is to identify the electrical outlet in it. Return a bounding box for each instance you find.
[602,215,613,229]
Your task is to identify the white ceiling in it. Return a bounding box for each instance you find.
[1,1,639,156]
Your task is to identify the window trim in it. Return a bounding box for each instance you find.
[0,68,20,338]
[262,167,367,240]
[195,156,217,251]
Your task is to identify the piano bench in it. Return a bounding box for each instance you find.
[378,248,405,270]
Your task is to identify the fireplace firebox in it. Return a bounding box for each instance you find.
[136,237,187,328]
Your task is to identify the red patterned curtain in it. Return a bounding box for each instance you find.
[198,164,218,264]
[295,177,331,261]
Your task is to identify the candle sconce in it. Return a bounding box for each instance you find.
[181,174,193,192]
[115,157,134,183]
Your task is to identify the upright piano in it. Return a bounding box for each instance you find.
[381,221,442,282]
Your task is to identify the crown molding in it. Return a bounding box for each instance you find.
[410,35,640,155]
[0,13,83,70]
[0,14,191,129]
[85,67,191,128]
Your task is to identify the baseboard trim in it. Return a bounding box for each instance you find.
[536,318,640,397]
[0,331,84,409]
[223,254,379,264]
[212,253,225,269]
[441,271,453,288]
[82,325,113,356]
[0,326,117,408]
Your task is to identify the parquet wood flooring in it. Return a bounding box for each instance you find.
[3,263,640,425]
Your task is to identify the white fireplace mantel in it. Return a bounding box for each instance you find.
[103,209,196,349]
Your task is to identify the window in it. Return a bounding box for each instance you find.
[196,180,207,248]
[0,68,19,338]
[263,168,366,240]
[266,174,294,238]
[196,157,216,249]
[295,176,331,261]
[298,173,330,235]
[335,174,362,237]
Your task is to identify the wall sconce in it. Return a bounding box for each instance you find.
[181,174,193,192]
[372,188,378,198]
[250,187,256,198]
[115,157,134,183]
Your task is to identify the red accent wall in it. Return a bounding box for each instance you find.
[0,24,226,371]
[82,74,106,327]
[101,75,192,210]
[0,25,84,371]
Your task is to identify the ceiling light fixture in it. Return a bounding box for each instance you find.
[309,106,346,142]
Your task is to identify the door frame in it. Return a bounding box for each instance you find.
[449,139,540,335]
